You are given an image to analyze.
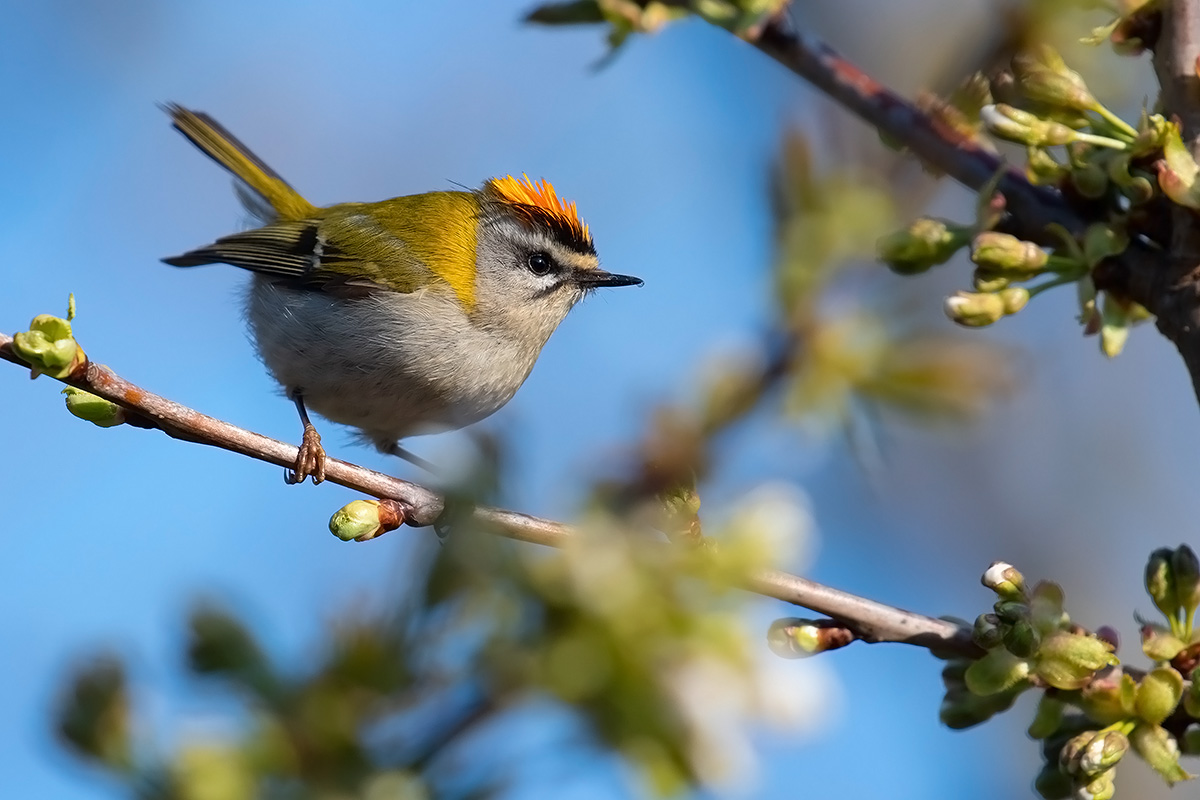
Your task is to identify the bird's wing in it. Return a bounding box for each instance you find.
[162,212,438,295]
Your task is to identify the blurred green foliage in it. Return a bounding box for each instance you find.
[57,493,809,798]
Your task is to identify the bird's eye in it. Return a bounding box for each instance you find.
[526,252,554,276]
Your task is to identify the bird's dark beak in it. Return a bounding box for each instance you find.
[577,270,643,289]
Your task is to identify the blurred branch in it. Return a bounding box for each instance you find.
[1,330,979,657]
[750,19,1079,240]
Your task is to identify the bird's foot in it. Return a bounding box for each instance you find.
[285,423,327,485]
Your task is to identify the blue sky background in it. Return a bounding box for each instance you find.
[2,1,1196,798]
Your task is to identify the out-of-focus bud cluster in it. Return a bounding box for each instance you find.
[751,129,1021,433]
[963,562,1115,700]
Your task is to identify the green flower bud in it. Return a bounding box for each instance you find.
[329,499,405,542]
[1003,618,1041,659]
[1026,145,1068,185]
[1071,158,1110,199]
[939,685,1018,729]
[999,286,1030,315]
[1079,770,1116,800]
[766,618,854,658]
[12,312,86,379]
[1141,624,1186,662]
[973,614,1004,650]
[1182,723,1200,755]
[330,499,382,541]
[1172,545,1200,621]
[1012,45,1097,112]
[938,688,989,729]
[1058,729,1094,775]
[1079,730,1129,777]
[994,599,1030,625]
[1185,667,1200,718]
[981,104,1077,147]
[62,387,126,428]
[982,561,1026,600]
[877,217,970,275]
[945,290,1006,327]
[1033,631,1115,690]
[1146,548,1181,622]
[1121,172,1155,204]
[965,647,1030,696]
[1028,694,1065,739]
[971,232,1049,277]
[1136,666,1184,725]
[1130,723,1193,785]
[973,271,1010,292]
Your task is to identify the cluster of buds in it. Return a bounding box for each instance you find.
[10,297,148,428]
[963,562,1116,700]
[985,45,1142,155]
[1026,546,1200,795]
[1051,666,1190,791]
[1035,724,1130,800]
[878,43,1200,357]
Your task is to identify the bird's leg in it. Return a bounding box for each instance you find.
[285,389,327,485]
[379,441,440,476]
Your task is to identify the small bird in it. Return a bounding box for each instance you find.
[162,104,641,483]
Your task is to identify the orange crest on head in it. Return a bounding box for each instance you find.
[486,174,593,254]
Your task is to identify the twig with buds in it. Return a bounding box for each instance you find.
[0,326,978,657]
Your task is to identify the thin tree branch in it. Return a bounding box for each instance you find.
[1,330,979,657]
